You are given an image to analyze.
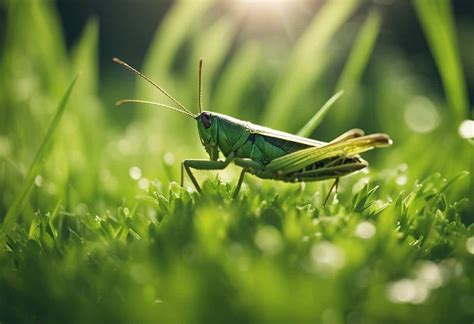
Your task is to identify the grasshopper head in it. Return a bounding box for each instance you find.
[197,111,219,160]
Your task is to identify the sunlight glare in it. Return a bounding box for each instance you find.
[230,0,314,34]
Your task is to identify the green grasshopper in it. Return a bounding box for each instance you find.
[113,57,392,203]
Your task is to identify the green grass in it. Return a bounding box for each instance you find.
[2,77,77,234]
[414,0,469,123]
[0,1,473,323]
[1,174,473,323]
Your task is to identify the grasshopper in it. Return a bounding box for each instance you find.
[114,57,392,203]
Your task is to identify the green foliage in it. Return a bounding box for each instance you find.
[0,0,472,323]
[331,9,381,127]
[2,77,77,234]
[1,175,473,323]
[336,10,381,92]
[262,0,360,131]
[297,90,344,137]
[414,0,469,122]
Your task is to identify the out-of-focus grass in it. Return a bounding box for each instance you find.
[332,9,381,127]
[0,0,473,322]
[2,77,77,234]
[414,0,469,123]
[1,174,473,323]
[262,0,360,131]
[297,90,344,138]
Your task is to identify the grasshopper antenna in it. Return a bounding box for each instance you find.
[198,58,203,114]
[112,57,196,117]
[116,99,196,118]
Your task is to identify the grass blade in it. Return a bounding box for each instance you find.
[2,77,78,234]
[413,0,468,122]
[335,9,381,91]
[331,9,381,127]
[191,16,237,110]
[72,18,99,96]
[135,1,215,147]
[297,90,344,137]
[262,0,360,130]
[140,0,215,99]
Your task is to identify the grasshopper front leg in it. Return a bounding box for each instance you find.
[181,154,235,192]
[233,158,265,197]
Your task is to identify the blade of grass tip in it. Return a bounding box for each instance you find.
[413,0,468,122]
[140,0,215,100]
[296,90,344,137]
[331,9,381,127]
[262,0,361,130]
[48,198,63,240]
[191,16,237,110]
[26,1,69,92]
[335,9,381,91]
[1,76,78,235]
[72,18,99,96]
[439,171,469,194]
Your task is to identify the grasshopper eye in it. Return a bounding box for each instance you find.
[200,112,211,129]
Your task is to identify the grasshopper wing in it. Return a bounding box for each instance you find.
[247,122,327,147]
[266,134,392,175]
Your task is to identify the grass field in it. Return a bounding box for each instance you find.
[0,1,473,323]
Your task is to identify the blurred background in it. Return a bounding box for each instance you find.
[55,0,474,108]
[0,0,472,219]
[0,0,473,322]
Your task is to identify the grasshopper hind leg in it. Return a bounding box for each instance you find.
[233,170,246,198]
[277,157,366,206]
[323,178,339,206]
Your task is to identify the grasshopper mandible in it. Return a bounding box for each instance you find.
[113,57,392,203]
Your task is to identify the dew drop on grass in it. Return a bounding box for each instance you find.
[466,236,474,254]
[254,226,282,255]
[458,119,474,139]
[416,261,443,289]
[404,96,440,133]
[34,175,43,187]
[396,175,408,186]
[466,237,474,254]
[163,152,175,166]
[138,177,150,190]
[440,259,463,279]
[310,241,345,272]
[387,279,428,304]
[129,166,142,180]
[355,221,376,239]
[398,163,408,172]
